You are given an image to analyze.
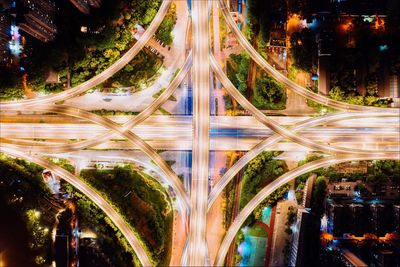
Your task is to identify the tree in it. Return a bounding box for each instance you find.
[142,7,157,25]
[290,28,315,71]
[329,86,345,101]
[311,176,327,218]
[0,68,23,100]
[155,4,176,45]
[247,0,286,42]
[227,53,250,96]
[253,74,286,109]
[241,152,288,209]
[156,17,174,45]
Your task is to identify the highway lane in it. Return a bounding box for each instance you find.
[207,111,400,210]
[0,147,153,267]
[1,124,398,145]
[3,138,397,151]
[6,104,190,213]
[2,114,399,128]
[1,0,399,264]
[210,54,400,155]
[0,0,171,109]
[213,153,400,266]
[0,54,192,154]
[218,0,399,113]
[188,0,210,265]
[1,122,398,138]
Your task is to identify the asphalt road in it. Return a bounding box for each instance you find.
[0,147,153,267]
[1,123,398,149]
[187,0,210,265]
[214,153,400,266]
[210,54,400,155]
[1,0,399,265]
[0,0,172,110]
[217,0,398,113]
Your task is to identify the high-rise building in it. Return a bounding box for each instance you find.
[17,0,57,42]
[0,12,11,66]
[374,250,395,267]
[289,209,311,267]
[394,205,400,232]
[349,203,365,236]
[68,0,101,14]
[327,203,345,237]
[370,203,385,236]
[340,249,368,267]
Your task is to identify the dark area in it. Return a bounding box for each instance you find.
[0,200,37,267]
[0,156,55,266]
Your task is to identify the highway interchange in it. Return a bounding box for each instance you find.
[0,0,399,266]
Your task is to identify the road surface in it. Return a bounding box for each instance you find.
[0,147,153,267]
[217,0,398,113]
[0,0,172,109]
[214,153,400,266]
[187,0,210,265]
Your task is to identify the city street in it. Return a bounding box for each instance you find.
[0,0,399,266]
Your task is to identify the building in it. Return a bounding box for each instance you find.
[69,0,101,14]
[289,209,311,267]
[317,29,333,95]
[373,250,396,267]
[17,0,57,42]
[388,75,400,107]
[328,180,359,198]
[394,205,400,232]
[340,249,368,267]
[332,0,387,15]
[312,0,400,105]
[348,203,365,236]
[302,174,316,208]
[327,203,345,237]
[375,182,400,199]
[377,55,400,107]
[0,12,11,66]
[370,203,385,236]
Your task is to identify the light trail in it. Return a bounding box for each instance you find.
[4,114,398,128]
[1,123,398,150]
[0,0,399,264]
[210,53,399,155]
[218,0,399,113]
[0,147,153,267]
[214,153,400,266]
[0,54,192,154]
[0,0,172,109]
[3,104,190,212]
[2,122,398,140]
[187,0,211,265]
[207,111,400,209]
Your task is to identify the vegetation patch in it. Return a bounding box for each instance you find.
[0,155,55,265]
[79,165,173,266]
[1,0,173,99]
[240,151,288,210]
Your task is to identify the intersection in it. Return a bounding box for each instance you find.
[0,0,399,266]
